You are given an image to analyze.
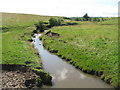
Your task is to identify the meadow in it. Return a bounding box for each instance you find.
[1,13,53,28]
[1,12,53,86]
[41,18,119,87]
[1,12,53,66]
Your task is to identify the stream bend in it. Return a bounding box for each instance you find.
[32,34,112,88]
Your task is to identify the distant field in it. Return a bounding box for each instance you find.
[41,19,119,87]
[1,12,54,28]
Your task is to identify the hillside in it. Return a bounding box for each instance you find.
[1,12,53,88]
[1,12,54,28]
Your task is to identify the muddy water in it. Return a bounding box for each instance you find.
[32,34,112,88]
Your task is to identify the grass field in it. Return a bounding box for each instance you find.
[2,26,42,67]
[1,12,53,67]
[41,18,119,87]
[1,12,54,28]
[1,12,53,86]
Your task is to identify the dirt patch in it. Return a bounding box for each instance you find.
[45,31,60,38]
[1,64,41,89]
[2,70,38,88]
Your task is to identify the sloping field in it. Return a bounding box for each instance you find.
[1,12,53,28]
[1,13,53,88]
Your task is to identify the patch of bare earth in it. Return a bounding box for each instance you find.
[2,70,38,89]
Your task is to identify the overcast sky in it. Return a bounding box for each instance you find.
[0,0,119,17]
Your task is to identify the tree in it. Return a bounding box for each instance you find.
[88,18,92,21]
[97,18,100,22]
[92,18,97,22]
[101,18,104,21]
[75,17,80,21]
[49,18,58,27]
[49,18,62,27]
[34,21,46,32]
[83,13,90,21]
[57,18,63,26]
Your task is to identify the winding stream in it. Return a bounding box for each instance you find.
[32,34,112,88]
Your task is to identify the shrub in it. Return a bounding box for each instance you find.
[49,18,58,27]
[34,21,47,32]
[49,18,63,27]
[83,13,90,21]
[66,22,78,25]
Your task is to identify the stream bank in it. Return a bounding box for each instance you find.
[2,64,52,89]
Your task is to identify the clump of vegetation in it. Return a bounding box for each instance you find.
[63,13,113,22]
[33,18,63,33]
[83,13,90,21]
[32,69,52,85]
[49,17,63,27]
[34,21,48,32]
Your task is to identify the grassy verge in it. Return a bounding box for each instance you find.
[41,19,119,87]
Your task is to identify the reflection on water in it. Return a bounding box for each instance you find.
[57,68,68,81]
[32,34,112,88]
[79,73,86,79]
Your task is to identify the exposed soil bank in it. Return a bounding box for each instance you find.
[1,64,52,89]
[2,70,37,88]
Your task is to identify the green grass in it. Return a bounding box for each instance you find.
[1,12,54,28]
[2,26,42,68]
[41,19,119,87]
[1,13,53,85]
[0,31,2,64]
[1,12,51,68]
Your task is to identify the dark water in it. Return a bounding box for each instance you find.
[32,34,112,88]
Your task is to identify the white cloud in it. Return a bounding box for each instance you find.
[0,0,118,17]
[57,68,68,81]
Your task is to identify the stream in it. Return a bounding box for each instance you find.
[32,34,112,88]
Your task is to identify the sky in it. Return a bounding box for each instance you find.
[0,0,119,17]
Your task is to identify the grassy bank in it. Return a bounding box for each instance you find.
[2,26,41,67]
[41,19,119,87]
[2,13,53,87]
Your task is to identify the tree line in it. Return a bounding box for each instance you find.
[33,17,78,33]
[64,13,112,22]
[33,13,113,33]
